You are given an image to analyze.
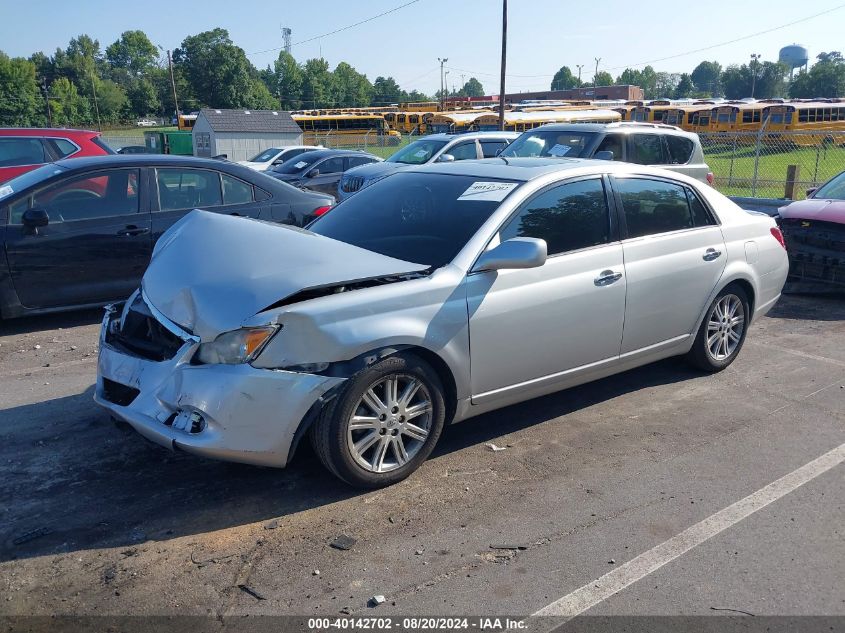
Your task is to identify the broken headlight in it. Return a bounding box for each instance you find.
[194,326,278,365]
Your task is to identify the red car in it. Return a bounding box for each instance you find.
[0,128,114,184]
[777,170,845,291]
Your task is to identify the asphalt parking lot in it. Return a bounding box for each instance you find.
[0,294,843,621]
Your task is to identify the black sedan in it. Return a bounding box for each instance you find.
[266,149,381,196]
[0,154,334,319]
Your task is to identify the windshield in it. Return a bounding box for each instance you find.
[0,163,67,201]
[814,172,845,200]
[386,139,448,165]
[248,148,282,162]
[501,131,598,158]
[309,172,521,268]
[271,153,321,175]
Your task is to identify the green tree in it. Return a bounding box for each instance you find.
[0,52,42,126]
[106,30,158,76]
[674,73,694,99]
[457,77,484,97]
[273,51,303,109]
[50,76,90,125]
[551,66,579,90]
[173,28,256,108]
[404,89,430,102]
[639,66,658,98]
[593,71,614,87]
[126,77,159,117]
[95,78,128,122]
[690,60,722,95]
[332,62,372,107]
[654,72,680,97]
[301,58,333,108]
[789,52,845,98]
[372,76,404,105]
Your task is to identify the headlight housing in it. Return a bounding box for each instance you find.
[194,326,278,365]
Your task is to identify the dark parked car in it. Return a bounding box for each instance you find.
[0,154,334,318]
[117,145,148,155]
[266,149,381,196]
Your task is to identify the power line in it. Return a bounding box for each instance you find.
[249,0,422,56]
[444,3,845,80]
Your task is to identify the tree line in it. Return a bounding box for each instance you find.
[0,28,487,127]
[550,53,845,101]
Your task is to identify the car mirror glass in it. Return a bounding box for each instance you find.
[437,153,455,163]
[22,207,49,229]
[594,150,614,161]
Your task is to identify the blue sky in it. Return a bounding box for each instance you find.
[2,0,842,95]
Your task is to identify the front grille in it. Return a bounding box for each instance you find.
[341,175,364,193]
[106,294,186,361]
[101,378,140,406]
[780,218,845,286]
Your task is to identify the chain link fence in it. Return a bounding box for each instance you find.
[303,130,418,159]
[101,135,146,152]
[700,131,845,199]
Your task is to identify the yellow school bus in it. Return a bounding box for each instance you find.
[761,101,845,145]
[292,114,402,145]
[661,105,714,131]
[428,111,491,134]
[177,113,197,131]
[475,109,621,132]
[629,100,674,123]
[390,111,434,134]
[399,101,439,112]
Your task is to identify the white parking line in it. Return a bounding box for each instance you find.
[533,441,845,619]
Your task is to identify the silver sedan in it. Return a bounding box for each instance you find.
[95,159,789,487]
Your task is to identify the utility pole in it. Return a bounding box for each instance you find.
[594,57,601,85]
[576,64,584,85]
[498,0,507,131]
[90,74,101,132]
[437,57,448,110]
[41,79,53,127]
[750,53,761,98]
[168,50,180,120]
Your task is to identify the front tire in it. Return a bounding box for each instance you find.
[686,285,750,372]
[310,353,446,488]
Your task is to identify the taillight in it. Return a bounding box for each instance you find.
[770,226,787,249]
[706,172,714,185]
[312,205,332,217]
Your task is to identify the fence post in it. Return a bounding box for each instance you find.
[813,145,821,184]
[727,134,737,187]
[784,165,800,200]
[751,132,763,197]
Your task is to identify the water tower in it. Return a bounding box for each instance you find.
[779,44,809,79]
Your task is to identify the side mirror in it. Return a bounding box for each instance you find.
[22,207,49,228]
[436,153,455,163]
[806,187,817,198]
[473,237,547,272]
[307,169,320,178]
[594,150,615,161]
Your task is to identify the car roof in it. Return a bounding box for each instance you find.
[423,131,521,141]
[52,154,251,170]
[290,149,378,160]
[526,122,695,137]
[412,157,702,184]
[0,128,99,138]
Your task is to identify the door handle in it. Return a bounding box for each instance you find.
[117,226,150,237]
[702,248,722,261]
[594,270,623,286]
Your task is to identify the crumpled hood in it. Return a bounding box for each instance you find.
[779,199,845,224]
[142,210,427,340]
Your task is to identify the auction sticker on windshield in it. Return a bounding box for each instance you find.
[0,185,13,200]
[294,161,308,169]
[458,181,518,202]
[548,144,572,157]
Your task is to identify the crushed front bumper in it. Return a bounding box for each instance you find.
[780,217,845,290]
[94,304,344,468]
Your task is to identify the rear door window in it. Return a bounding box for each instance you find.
[664,136,694,164]
[45,138,80,159]
[221,174,254,205]
[156,168,222,211]
[317,157,345,174]
[347,156,377,168]
[0,138,46,167]
[615,178,695,238]
[626,134,665,165]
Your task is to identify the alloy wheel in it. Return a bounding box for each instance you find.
[706,293,745,361]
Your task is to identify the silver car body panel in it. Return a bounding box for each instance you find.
[96,160,788,468]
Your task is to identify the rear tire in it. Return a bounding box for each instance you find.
[310,353,446,488]
[686,285,750,372]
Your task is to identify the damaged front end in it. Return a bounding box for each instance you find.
[780,217,845,291]
[95,290,345,468]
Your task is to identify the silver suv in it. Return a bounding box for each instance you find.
[500,122,713,184]
[337,131,519,200]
